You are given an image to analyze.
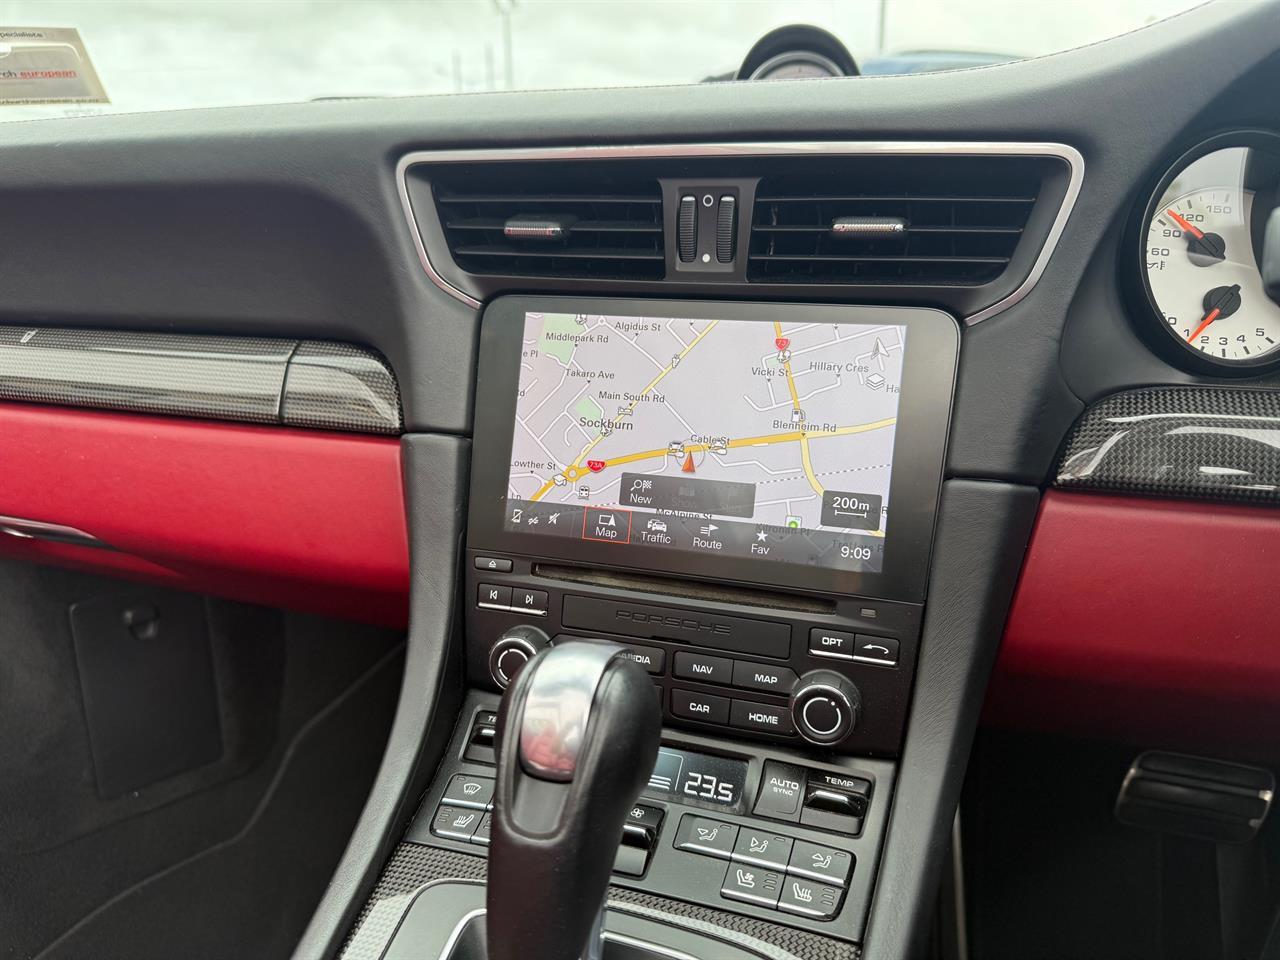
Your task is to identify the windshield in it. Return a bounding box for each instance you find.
[0,0,1206,122]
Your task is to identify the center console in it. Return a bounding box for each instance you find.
[355,296,959,958]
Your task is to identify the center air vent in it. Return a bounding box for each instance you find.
[748,155,1042,286]
[434,172,663,280]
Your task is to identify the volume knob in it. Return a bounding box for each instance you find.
[488,625,550,689]
[790,670,860,746]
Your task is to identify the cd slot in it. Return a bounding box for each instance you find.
[531,562,835,615]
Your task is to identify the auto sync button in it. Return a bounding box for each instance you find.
[753,760,806,823]
[563,595,791,659]
[671,688,730,725]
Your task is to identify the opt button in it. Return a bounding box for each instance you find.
[808,627,856,659]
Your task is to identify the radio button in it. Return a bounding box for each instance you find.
[730,699,796,736]
[671,688,730,724]
[808,627,856,659]
[674,651,733,685]
[731,661,798,694]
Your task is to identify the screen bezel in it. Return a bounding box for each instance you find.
[469,296,959,603]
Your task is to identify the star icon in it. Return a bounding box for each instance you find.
[755,530,769,542]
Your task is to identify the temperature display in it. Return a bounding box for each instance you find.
[643,746,748,809]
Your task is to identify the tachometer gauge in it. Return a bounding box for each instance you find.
[1138,131,1280,373]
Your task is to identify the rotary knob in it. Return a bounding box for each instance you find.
[488,625,550,689]
[790,670,860,746]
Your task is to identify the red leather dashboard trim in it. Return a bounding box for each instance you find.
[0,404,409,627]
[986,490,1280,758]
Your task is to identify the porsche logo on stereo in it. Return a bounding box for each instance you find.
[615,608,732,637]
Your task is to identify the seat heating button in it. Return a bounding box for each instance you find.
[471,812,493,846]
[778,876,843,919]
[432,804,483,842]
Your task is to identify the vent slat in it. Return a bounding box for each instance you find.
[444,218,663,234]
[435,175,664,280]
[748,159,1041,286]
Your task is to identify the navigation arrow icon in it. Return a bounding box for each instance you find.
[681,452,696,473]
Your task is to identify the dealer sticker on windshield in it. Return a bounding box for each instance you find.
[0,27,108,105]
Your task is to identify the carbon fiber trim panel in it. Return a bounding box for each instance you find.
[281,342,402,434]
[1056,386,1280,504]
[0,326,290,423]
[0,325,401,434]
[342,844,858,960]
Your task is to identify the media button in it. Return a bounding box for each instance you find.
[583,507,632,544]
[671,688,730,724]
[617,643,665,675]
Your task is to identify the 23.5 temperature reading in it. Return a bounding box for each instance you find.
[682,771,736,804]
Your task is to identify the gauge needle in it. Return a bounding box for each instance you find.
[1167,209,1204,240]
[1186,283,1243,342]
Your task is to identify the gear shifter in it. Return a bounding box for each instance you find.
[486,640,661,960]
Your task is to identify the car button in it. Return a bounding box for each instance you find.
[477,583,512,611]
[731,660,798,694]
[441,773,494,809]
[721,863,783,908]
[853,635,899,666]
[731,828,793,871]
[674,651,733,685]
[671,688,730,724]
[787,840,854,887]
[431,804,483,842]
[674,814,738,859]
[778,876,842,919]
[752,760,806,823]
[474,556,513,573]
[730,699,796,736]
[808,627,856,659]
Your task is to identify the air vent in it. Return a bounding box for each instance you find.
[748,156,1042,285]
[434,172,663,280]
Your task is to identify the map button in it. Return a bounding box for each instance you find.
[583,507,632,544]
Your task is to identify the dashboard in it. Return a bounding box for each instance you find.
[3,4,1280,960]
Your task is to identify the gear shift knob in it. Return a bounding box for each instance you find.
[486,640,661,960]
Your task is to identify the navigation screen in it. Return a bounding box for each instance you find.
[504,312,907,574]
